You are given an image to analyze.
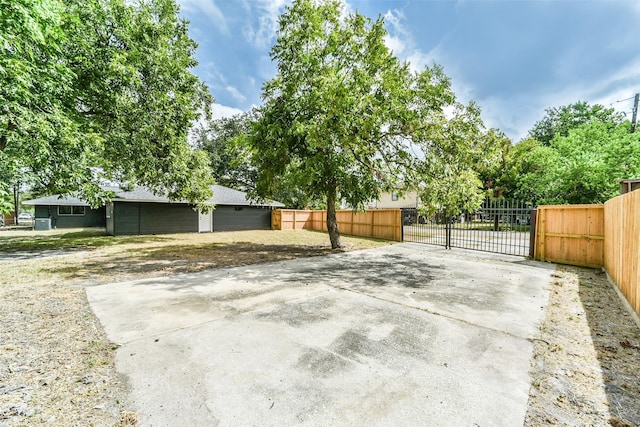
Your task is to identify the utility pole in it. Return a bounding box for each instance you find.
[631,93,639,133]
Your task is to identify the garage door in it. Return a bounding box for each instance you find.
[213,206,271,231]
[115,203,140,235]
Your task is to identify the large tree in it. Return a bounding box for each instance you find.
[415,102,503,218]
[195,111,258,192]
[1,0,214,210]
[248,0,459,248]
[512,121,640,204]
[195,110,327,209]
[528,101,624,145]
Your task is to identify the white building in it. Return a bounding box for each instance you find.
[366,191,419,209]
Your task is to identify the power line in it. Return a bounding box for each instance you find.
[613,95,636,104]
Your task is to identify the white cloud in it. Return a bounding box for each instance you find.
[384,35,405,56]
[225,85,247,103]
[188,104,245,145]
[473,59,640,143]
[243,0,289,49]
[381,9,438,73]
[201,62,227,85]
[586,61,640,110]
[179,0,229,36]
[382,10,407,56]
[242,0,353,49]
[211,103,244,120]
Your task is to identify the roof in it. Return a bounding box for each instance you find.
[23,195,91,206]
[24,185,285,208]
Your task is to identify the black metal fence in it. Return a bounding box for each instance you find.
[402,199,533,256]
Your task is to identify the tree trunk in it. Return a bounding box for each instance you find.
[13,184,19,226]
[326,189,342,249]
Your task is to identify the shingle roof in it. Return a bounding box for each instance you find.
[23,195,90,206]
[24,185,285,207]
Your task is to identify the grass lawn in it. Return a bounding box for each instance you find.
[0,227,393,286]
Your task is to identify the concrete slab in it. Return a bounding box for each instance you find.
[87,243,554,426]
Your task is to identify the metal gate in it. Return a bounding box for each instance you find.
[402,199,533,256]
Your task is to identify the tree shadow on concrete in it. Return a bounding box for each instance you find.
[43,242,338,283]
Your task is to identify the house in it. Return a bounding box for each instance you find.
[366,190,420,209]
[620,178,640,194]
[24,185,284,235]
[364,190,422,225]
[23,194,106,229]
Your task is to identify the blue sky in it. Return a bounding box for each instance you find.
[177,0,640,142]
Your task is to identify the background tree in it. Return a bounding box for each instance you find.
[248,0,458,249]
[473,128,512,198]
[415,102,502,218]
[195,111,258,192]
[195,111,325,208]
[510,121,640,204]
[1,0,214,209]
[528,101,624,145]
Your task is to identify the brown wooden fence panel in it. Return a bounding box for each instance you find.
[534,205,604,268]
[604,191,640,315]
[271,209,281,230]
[272,209,402,241]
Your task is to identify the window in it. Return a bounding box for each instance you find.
[234,207,243,211]
[391,192,399,201]
[58,205,85,216]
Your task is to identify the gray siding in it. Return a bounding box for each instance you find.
[140,203,198,234]
[213,206,272,232]
[34,205,105,228]
[112,202,198,235]
[114,203,140,235]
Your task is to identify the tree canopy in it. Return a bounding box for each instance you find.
[194,111,257,192]
[194,110,332,209]
[1,0,214,211]
[510,121,640,204]
[247,0,479,248]
[528,101,624,145]
[414,103,503,217]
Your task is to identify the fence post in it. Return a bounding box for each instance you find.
[538,208,545,261]
[351,210,354,236]
[370,210,375,238]
[529,209,537,258]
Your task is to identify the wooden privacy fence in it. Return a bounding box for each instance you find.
[272,209,402,242]
[604,191,640,316]
[534,204,605,268]
[534,197,640,316]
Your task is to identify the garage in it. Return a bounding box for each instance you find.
[213,205,273,232]
[26,185,284,236]
[105,185,283,236]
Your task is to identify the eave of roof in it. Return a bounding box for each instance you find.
[22,195,90,206]
[23,185,285,208]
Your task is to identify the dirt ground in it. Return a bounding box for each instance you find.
[1,228,639,426]
[525,266,640,426]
